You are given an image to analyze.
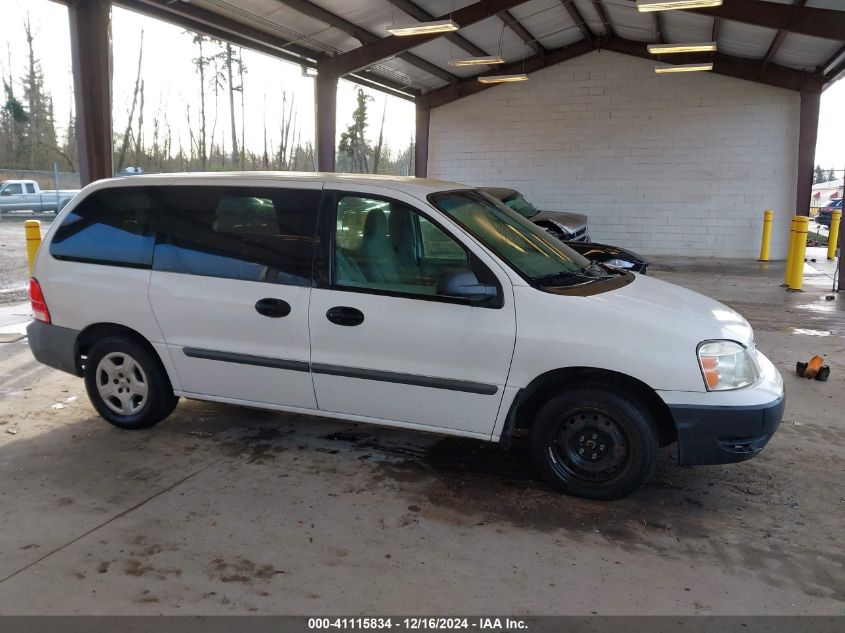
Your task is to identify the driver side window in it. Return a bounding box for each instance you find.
[333,195,469,296]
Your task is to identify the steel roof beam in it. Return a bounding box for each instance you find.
[427,38,596,108]
[274,0,459,84]
[759,0,808,77]
[317,0,529,78]
[822,44,845,77]
[623,0,845,42]
[497,10,546,57]
[652,13,663,44]
[605,37,823,93]
[589,0,614,39]
[561,0,595,43]
[386,0,494,62]
[426,35,824,109]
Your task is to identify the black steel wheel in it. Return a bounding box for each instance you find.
[531,385,658,500]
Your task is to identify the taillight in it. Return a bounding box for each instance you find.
[29,278,51,324]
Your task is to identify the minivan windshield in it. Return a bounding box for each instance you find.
[430,190,599,286]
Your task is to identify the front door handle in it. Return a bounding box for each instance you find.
[326,306,364,326]
[255,298,291,318]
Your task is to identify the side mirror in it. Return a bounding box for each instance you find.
[436,270,497,303]
[0,190,11,196]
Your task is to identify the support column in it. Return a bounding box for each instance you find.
[315,71,337,172]
[796,87,821,216]
[68,0,112,186]
[414,96,430,178]
[839,218,844,292]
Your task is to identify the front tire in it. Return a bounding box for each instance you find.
[531,386,658,500]
[83,336,178,430]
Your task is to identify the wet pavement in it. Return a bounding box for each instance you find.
[0,252,842,615]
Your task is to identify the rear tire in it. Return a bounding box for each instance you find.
[530,385,658,500]
[83,336,178,430]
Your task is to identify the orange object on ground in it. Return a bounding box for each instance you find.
[803,355,824,379]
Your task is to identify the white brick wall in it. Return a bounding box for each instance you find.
[427,50,800,258]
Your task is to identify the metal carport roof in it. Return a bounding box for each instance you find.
[112,0,845,101]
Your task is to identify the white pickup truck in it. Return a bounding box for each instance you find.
[0,179,79,215]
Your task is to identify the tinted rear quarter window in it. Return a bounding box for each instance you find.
[49,187,161,267]
[154,186,320,286]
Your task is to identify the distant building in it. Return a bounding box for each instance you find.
[811,178,843,213]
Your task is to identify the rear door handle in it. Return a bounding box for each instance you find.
[255,298,291,318]
[326,306,364,326]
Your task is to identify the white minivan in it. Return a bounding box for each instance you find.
[27,173,784,499]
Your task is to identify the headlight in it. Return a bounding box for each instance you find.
[697,340,758,391]
[604,258,635,269]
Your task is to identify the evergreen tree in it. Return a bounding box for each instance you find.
[21,15,59,170]
[60,107,76,170]
[338,88,373,173]
[2,80,27,166]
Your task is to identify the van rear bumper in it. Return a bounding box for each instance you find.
[27,321,80,376]
[669,394,784,465]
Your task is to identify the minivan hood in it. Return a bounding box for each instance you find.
[532,210,589,233]
[591,274,754,346]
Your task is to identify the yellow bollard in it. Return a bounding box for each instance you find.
[783,217,797,286]
[25,220,42,276]
[828,210,842,261]
[758,209,773,261]
[788,216,810,292]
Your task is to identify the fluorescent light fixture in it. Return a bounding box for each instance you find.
[654,62,714,73]
[647,41,717,54]
[478,73,529,84]
[637,0,723,11]
[387,20,459,36]
[449,56,506,67]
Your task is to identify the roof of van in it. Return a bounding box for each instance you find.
[94,171,471,198]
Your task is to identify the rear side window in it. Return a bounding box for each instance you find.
[49,187,160,267]
[154,186,320,286]
[25,183,36,194]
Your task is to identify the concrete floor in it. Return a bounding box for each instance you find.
[0,250,842,615]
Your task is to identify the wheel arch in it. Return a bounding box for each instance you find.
[506,366,677,447]
[75,323,168,377]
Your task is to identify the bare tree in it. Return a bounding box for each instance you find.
[261,93,269,169]
[372,101,386,174]
[23,15,38,168]
[238,56,246,168]
[224,43,240,168]
[133,79,145,165]
[191,34,210,170]
[116,29,144,172]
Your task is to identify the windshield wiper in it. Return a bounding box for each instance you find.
[583,260,613,278]
[532,271,595,286]
[533,263,616,286]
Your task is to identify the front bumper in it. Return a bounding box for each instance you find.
[669,394,785,465]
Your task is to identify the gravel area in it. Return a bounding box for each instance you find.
[0,218,54,306]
